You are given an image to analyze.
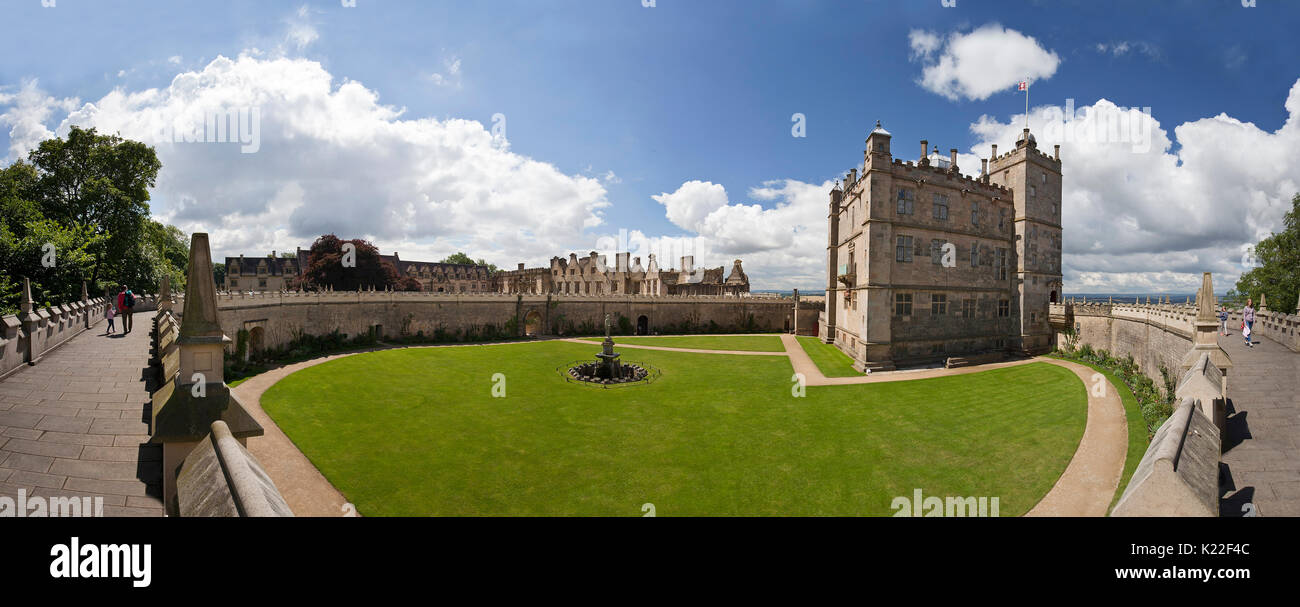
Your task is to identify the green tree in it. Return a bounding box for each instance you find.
[212,262,227,287]
[26,126,162,288]
[1235,193,1300,315]
[440,251,497,273]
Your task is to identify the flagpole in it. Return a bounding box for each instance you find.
[1025,78,1030,132]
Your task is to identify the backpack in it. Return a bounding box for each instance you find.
[125,292,135,307]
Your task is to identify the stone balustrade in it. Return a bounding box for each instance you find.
[174,420,292,517]
[0,291,135,380]
[1111,396,1221,517]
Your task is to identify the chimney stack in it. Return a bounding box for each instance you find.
[920,139,929,165]
[991,144,998,159]
[949,148,958,171]
[980,158,989,178]
[1054,144,1060,161]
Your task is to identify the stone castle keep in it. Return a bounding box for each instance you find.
[821,122,1063,370]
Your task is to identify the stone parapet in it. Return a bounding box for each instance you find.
[175,420,293,517]
[1112,397,1220,517]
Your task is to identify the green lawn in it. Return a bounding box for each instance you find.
[1048,355,1147,513]
[576,334,786,352]
[262,342,1086,516]
[796,335,865,378]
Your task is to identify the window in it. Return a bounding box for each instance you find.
[999,208,1007,230]
[932,193,949,221]
[895,293,913,316]
[1041,173,1047,184]
[996,248,1008,280]
[970,242,979,268]
[962,298,976,319]
[896,235,914,262]
[971,201,979,225]
[230,279,239,288]
[998,300,1010,317]
[1029,185,1037,199]
[930,239,947,265]
[258,278,267,289]
[896,189,914,215]
[931,294,948,316]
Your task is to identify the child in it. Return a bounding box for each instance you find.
[105,302,116,334]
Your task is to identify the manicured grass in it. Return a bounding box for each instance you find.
[1049,355,1147,513]
[262,342,1086,516]
[796,335,864,378]
[576,334,786,352]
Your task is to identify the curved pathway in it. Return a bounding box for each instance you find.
[1024,359,1127,517]
[232,334,1127,516]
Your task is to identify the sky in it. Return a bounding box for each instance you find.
[1,0,1297,293]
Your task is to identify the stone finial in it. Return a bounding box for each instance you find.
[1259,293,1268,311]
[81,281,88,303]
[1108,296,1113,304]
[20,277,33,315]
[1196,273,1215,322]
[179,233,225,340]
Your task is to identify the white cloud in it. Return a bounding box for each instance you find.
[0,80,80,161]
[1093,41,1160,60]
[430,55,462,88]
[652,180,730,232]
[910,24,1061,102]
[965,78,1300,293]
[284,5,319,51]
[4,53,613,269]
[638,178,830,288]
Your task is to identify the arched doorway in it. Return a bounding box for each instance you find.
[524,310,543,337]
[247,326,265,362]
[636,315,649,335]
[1050,290,1058,303]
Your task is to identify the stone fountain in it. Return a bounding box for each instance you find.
[567,314,650,385]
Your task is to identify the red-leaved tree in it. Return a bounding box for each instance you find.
[299,234,399,291]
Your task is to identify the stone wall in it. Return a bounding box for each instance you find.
[168,291,821,353]
[1061,302,1197,386]
[0,294,159,380]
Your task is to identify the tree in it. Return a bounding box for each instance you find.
[396,276,424,292]
[213,262,227,287]
[26,126,162,288]
[1235,193,1300,315]
[299,234,399,291]
[440,251,497,273]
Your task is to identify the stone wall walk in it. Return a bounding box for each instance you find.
[0,322,163,516]
[1219,333,1300,517]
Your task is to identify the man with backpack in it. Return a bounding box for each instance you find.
[117,286,136,334]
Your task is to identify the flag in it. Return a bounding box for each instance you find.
[1017,81,1028,91]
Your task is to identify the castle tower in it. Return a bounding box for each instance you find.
[825,180,843,343]
[988,128,1063,354]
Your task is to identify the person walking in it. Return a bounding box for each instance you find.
[105,301,116,334]
[1243,298,1256,347]
[1218,305,1229,336]
[121,287,136,334]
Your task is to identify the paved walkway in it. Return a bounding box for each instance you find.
[1219,333,1300,517]
[0,322,163,516]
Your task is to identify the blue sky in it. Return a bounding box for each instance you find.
[2,0,1298,292]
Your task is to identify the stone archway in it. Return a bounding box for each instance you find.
[524,310,543,337]
[247,326,265,362]
[636,315,649,336]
